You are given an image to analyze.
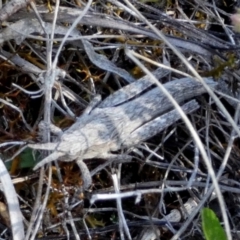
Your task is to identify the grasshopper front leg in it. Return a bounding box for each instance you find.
[33,151,65,170]
[77,153,132,189]
[75,159,92,190]
[81,95,102,115]
[38,121,63,136]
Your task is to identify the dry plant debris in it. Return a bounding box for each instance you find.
[0,0,240,239]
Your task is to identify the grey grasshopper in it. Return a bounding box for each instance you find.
[29,71,218,189]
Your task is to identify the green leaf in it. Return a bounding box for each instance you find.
[18,148,38,169]
[4,148,39,170]
[201,208,227,240]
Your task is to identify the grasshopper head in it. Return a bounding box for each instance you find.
[56,134,88,161]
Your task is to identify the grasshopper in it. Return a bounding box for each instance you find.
[29,75,218,189]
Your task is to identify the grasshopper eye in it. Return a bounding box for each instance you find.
[67,148,78,159]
